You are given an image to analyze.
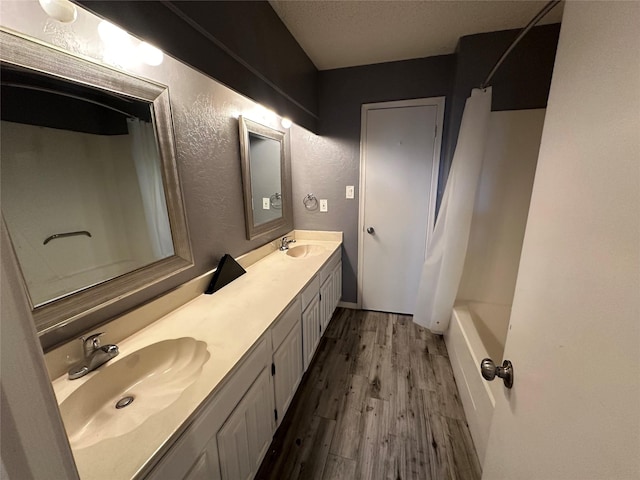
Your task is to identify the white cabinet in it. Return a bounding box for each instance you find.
[146,247,342,480]
[273,321,302,426]
[145,339,271,480]
[217,367,274,480]
[320,277,333,333]
[302,252,342,371]
[332,261,342,309]
[271,299,303,427]
[302,294,321,371]
[182,450,216,480]
[320,256,342,332]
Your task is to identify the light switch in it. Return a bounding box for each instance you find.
[262,198,270,209]
[320,199,328,212]
[346,185,354,199]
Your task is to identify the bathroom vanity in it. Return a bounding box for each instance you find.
[47,231,342,480]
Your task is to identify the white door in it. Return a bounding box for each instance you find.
[359,98,444,313]
[483,3,640,478]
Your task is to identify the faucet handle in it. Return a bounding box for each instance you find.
[80,332,104,356]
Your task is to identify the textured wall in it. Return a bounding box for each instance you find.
[0,1,298,349]
[295,56,455,303]
[77,1,319,132]
[303,26,559,305]
[441,23,561,211]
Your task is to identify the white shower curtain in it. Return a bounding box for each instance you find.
[127,118,174,259]
[413,88,492,334]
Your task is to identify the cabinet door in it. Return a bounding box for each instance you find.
[320,277,333,333]
[302,294,320,371]
[217,368,274,480]
[273,321,303,426]
[332,261,342,312]
[182,450,215,480]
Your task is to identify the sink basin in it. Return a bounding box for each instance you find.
[286,244,325,258]
[59,337,209,450]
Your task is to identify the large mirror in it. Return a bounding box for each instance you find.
[238,116,292,240]
[0,30,193,335]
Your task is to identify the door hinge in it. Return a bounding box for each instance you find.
[319,293,322,301]
[434,124,438,138]
[271,362,276,376]
[274,409,278,421]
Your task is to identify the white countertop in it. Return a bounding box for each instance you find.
[50,234,342,479]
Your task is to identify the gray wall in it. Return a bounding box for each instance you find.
[292,56,456,304]
[293,25,560,305]
[0,2,302,349]
[4,2,561,347]
[78,1,319,132]
[441,24,561,210]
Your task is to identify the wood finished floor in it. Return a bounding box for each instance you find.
[256,308,481,480]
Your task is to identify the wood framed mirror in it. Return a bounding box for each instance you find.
[0,30,193,336]
[238,116,292,240]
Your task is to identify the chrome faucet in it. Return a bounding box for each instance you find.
[68,333,119,380]
[279,235,296,251]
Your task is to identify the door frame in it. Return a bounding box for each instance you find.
[357,97,445,309]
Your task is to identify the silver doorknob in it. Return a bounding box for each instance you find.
[480,358,514,389]
[366,227,375,234]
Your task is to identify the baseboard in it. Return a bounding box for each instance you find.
[337,301,358,310]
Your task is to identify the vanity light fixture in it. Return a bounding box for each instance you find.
[280,118,292,129]
[98,20,134,66]
[138,42,164,66]
[99,21,164,67]
[98,20,129,46]
[38,0,77,23]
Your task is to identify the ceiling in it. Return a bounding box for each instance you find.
[269,1,563,70]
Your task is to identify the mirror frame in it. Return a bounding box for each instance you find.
[1,29,193,336]
[238,116,292,240]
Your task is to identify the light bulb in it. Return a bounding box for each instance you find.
[98,21,130,47]
[138,42,164,66]
[281,118,292,129]
[38,0,77,23]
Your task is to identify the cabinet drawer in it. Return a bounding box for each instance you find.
[300,276,320,310]
[271,298,301,350]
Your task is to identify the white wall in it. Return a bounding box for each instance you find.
[1,121,155,305]
[458,109,545,309]
[483,1,640,477]
[1,224,79,479]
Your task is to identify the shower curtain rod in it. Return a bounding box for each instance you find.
[481,0,562,89]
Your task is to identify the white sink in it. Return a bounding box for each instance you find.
[59,337,209,450]
[286,244,326,258]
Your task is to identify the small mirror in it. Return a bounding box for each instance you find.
[238,116,292,240]
[0,30,193,335]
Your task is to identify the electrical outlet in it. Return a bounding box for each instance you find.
[320,199,328,212]
[262,198,270,209]
[346,185,354,199]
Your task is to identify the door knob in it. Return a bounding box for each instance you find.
[480,358,514,389]
[366,227,375,234]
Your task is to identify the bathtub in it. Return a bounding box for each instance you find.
[444,302,511,466]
